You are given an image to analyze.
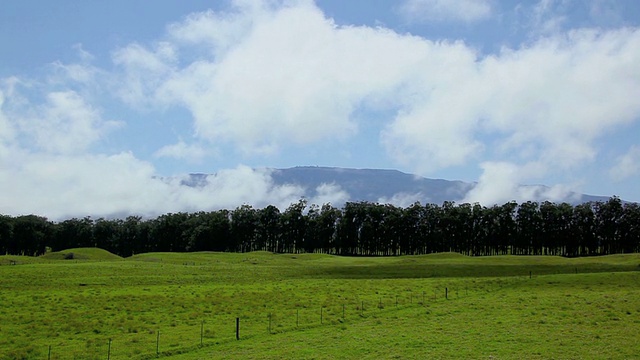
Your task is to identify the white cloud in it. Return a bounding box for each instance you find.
[383,27,640,178]
[610,145,640,181]
[3,0,640,219]
[108,2,640,205]
[0,152,311,220]
[378,192,424,208]
[0,90,16,143]
[116,1,479,156]
[17,91,122,154]
[398,0,493,23]
[112,42,177,107]
[526,0,568,35]
[462,161,579,205]
[154,140,210,162]
[309,183,350,207]
[0,71,314,219]
[112,2,640,176]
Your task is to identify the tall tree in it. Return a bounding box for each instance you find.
[594,197,624,255]
[257,205,281,252]
[12,215,52,256]
[280,200,307,253]
[231,205,258,253]
[0,215,13,255]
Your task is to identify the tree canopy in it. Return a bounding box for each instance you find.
[1,197,638,258]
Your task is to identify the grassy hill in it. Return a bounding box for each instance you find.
[39,247,123,261]
[0,251,638,359]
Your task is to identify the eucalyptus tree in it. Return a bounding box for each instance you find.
[0,215,13,255]
[93,218,120,254]
[51,217,94,251]
[316,203,341,254]
[280,200,307,253]
[620,202,640,253]
[594,197,624,255]
[12,215,52,256]
[337,202,362,255]
[151,212,190,252]
[257,205,281,252]
[571,202,596,256]
[399,203,423,255]
[231,205,259,253]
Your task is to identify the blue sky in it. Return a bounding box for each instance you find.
[1,0,639,219]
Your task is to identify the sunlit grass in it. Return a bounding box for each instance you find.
[1,249,639,359]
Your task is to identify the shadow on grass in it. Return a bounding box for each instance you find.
[300,264,640,279]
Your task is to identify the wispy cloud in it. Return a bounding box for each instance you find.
[154,141,210,162]
[610,145,640,181]
[398,0,493,23]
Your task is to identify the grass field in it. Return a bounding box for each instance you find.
[1,249,639,359]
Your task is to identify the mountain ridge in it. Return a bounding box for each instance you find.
[184,166,615,206]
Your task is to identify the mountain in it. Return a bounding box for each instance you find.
[185,166,614,206]
[270,166,473,205]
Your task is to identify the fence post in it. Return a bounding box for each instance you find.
[446,287,448,300]
[320,307,323,324]
[156,331,160,356]
[236,318,240,340]
[107,339,112,360]
[296,309,299,327]
[48,345,51,360]
[361,301,364,316]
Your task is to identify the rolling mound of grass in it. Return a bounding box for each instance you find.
[0,254,45,265]
[40,247,122,261]
[1,251,639,359]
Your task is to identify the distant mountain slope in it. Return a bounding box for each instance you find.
[185,166,614,206]
[270,166,473,205]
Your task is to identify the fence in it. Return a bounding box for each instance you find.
[29,275,531,359]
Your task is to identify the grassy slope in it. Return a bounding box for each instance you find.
[0,251,638,359]
[39,247,123,261]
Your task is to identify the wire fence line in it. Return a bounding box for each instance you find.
[25,276,531,360]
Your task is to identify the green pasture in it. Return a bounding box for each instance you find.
[0,249,639,359]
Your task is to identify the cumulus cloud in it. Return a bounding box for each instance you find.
[0,72,312,220]
[308,183,350,207]
[115,0,486,157]
[385,27,640,176]
[609,145,640,181]
[19,91,122,154]
[111,1,640,178]
[0,151,309,220]
[3,0,640,219]
[398,0,493,23]
[463,161,580,205]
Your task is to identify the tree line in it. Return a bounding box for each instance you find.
[1,197,638,258]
